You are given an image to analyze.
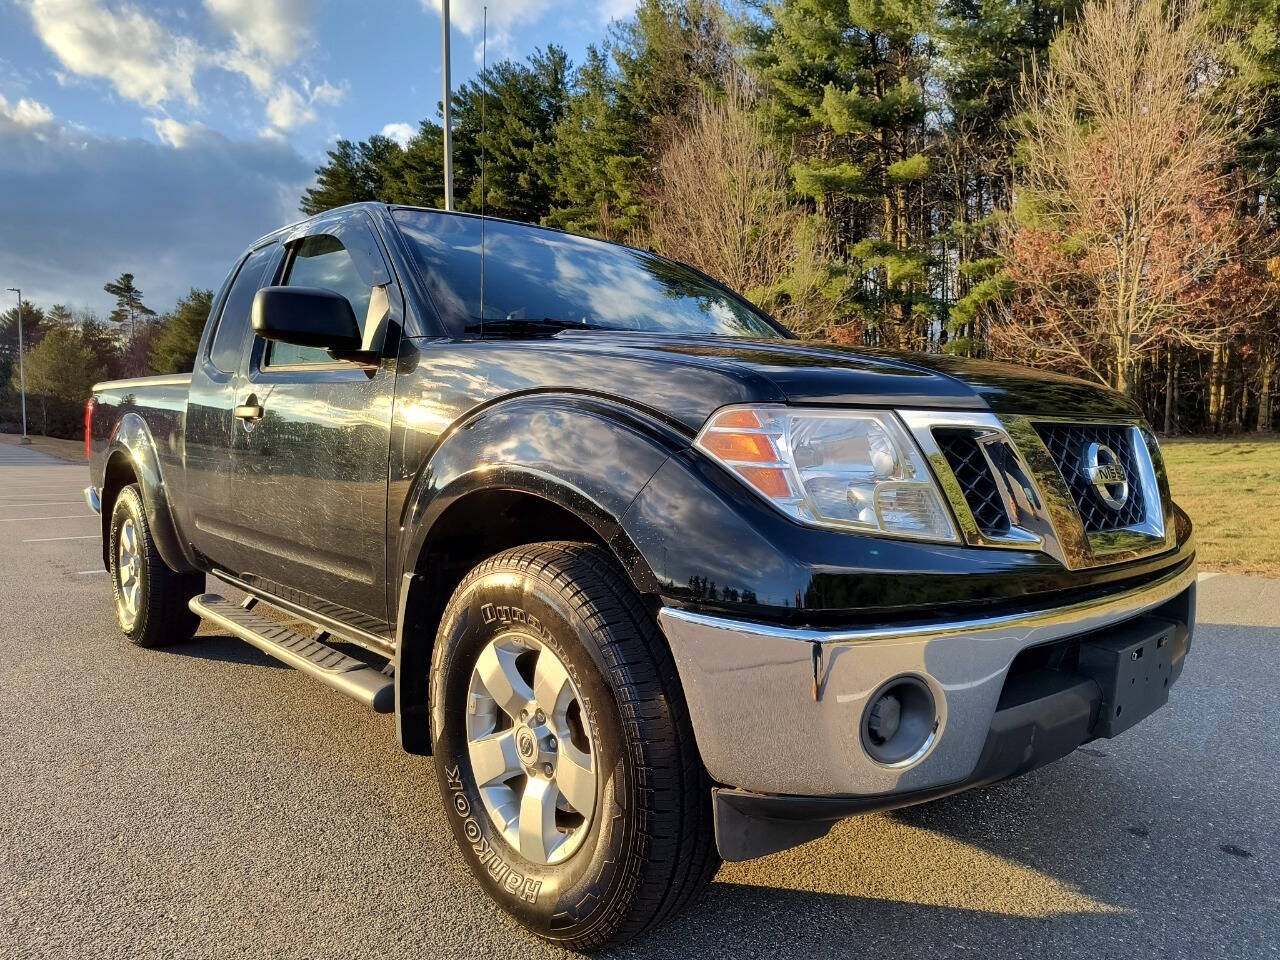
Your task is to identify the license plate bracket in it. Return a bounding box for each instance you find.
[1078,618,1176,738]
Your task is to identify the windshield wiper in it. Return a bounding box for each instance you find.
[465,317,613,337]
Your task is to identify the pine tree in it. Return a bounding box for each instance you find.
[938,0,1075,352]
[546,1,733,239]
[611,0,735,146]
[300,136,405,215]
[78,310,120,380]
[0,302,47,395]
[45,304,75,328]
[150,289,213,374]
[382,121,448,208]
[749,0,938,347]
[545,47,646,238]
[452,46,572,223]
[103,273,155,339]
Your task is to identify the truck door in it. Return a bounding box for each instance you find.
[185,240,282,575]
[230,211,400,630]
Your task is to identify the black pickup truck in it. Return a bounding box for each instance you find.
[85,202,1197,949]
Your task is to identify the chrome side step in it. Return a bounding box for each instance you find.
[189,593,394,712]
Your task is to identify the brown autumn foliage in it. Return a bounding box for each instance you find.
[991,0,1278,397]
[644,80,849,336]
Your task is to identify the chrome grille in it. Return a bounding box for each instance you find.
[933,429,1010,537]
[1034,424,1147,533]
[903,409,1170,571]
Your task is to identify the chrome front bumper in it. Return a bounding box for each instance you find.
[657,561,1197,797]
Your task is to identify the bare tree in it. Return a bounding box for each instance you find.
[645,80,847,335]
[991,0,1275,396]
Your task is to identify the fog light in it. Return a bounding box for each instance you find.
[861,676,936,765]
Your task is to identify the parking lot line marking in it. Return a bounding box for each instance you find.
[24,535,99,543]
[0,515,93,522]
[0,491,89,497]
[75,569,107,575]
[1,501,84,508]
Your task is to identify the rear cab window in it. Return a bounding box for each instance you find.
[207,243,278,375]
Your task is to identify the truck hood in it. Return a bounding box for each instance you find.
[410,332,1138,438]
[549,332,1138,421]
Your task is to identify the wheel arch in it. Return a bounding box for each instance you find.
[99,413,196,573]
[391,394,685,755]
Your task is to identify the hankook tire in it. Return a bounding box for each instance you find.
[108,483,203,648]
[429,542,719,950]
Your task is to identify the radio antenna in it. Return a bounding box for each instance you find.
[479,4,487,335]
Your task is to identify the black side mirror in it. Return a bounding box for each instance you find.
[251,286,363,353]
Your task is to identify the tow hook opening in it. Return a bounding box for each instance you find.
[861,676,937,766]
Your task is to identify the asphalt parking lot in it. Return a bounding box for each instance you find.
[0,442,1276,959]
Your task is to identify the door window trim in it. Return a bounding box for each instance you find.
[256,212,396,374]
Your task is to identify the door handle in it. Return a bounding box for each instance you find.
[234,396,263,421]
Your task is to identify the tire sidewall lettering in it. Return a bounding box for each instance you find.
[445,763,543,905]
[431,566,635,937]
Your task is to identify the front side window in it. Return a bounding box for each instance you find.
[209,243,276,374]
[391,210,787,340]
[267,234,374,366]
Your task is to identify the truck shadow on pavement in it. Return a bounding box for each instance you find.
[608,764,1266,958]
[602,622,1273,960]
[166,633,291,669]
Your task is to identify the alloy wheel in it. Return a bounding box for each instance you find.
[116,517,142,629]
[465,632,597,865]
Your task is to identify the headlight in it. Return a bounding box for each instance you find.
[695,405,958,542]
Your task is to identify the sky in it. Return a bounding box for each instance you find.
[0,0,637,318]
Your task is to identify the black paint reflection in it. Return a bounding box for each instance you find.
[392,210,785,339]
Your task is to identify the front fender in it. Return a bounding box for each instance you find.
[395,394,688,594]
[102,412,196,573]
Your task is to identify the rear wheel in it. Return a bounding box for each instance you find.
[430,542,719,950]
[109,483,203,647]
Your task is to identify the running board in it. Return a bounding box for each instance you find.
[189,593,394,712]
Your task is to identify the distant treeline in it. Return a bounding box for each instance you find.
[0,276,209,438]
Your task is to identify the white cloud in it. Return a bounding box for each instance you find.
[23,0,338,136]
[0,116,312,312]
[264,84,313,131]
[381,122,416,148]
[310,80,346,107]
[204,0,310,65]
[26,0,203,107]
[474,29,518,66]
[0,93,55,131]
[422,0,551,37]
[262,79,347,135]
[147,116,202,148]
[597,0,638,24]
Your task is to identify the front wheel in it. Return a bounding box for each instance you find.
[429,543,719,950]
[108,483,203,647]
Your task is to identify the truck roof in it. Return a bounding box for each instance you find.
[248,201,630,255]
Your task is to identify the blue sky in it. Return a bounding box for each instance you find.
[0,0,636,316]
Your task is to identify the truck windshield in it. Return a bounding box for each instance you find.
[392,209,789,340]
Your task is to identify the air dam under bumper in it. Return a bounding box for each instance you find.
[657,562,1196,859]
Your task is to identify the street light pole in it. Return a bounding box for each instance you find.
[442,0,454,211]
[6,287,29,445]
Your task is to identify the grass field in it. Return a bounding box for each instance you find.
[5,431,1277,577]
[1162,436,1280,578]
